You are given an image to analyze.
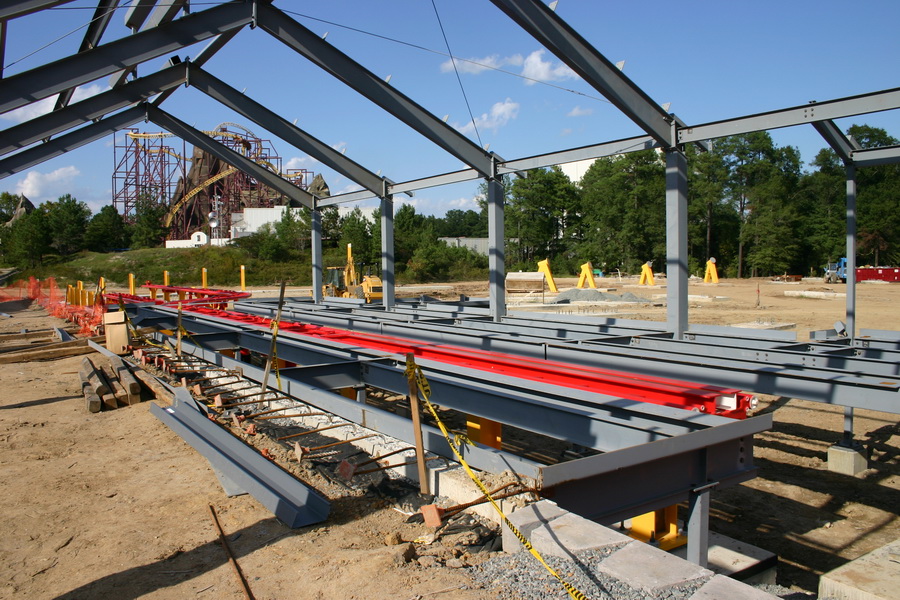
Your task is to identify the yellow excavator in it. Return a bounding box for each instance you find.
[323,243,383,303]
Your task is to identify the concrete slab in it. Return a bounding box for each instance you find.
[828,444,868,476]
[819,538,900,600]
[784,290,846,299]
[502,500,568,552]
[689,575,779,600]
[597,537,713,594]
[673,531,777,585]
[529,512,633,558]
[730,321,796,331]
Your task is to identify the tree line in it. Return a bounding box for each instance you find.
[2,127,897,281]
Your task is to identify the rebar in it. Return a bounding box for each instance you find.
[275,423,349,441]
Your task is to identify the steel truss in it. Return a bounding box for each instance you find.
[131,301,769,562]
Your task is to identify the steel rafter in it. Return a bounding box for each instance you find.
[812,120,860,165]
[255,3,499,179]
[489,0,674,146]
[0,106,145,179]
[186,64,388,196]
[145,105,315,208]
[851,145,900,167]
[0,1,252,115]
[0,0,73,20]
[0,63,187,157]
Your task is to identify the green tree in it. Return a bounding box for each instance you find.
[45,194,90,255]
[338,207,374,264]
[274,207,310,257]
[848,125,900,265]
[130,197,170,249]
[6,208,50,267]
[0,192,25,223]
[85,205,131,252]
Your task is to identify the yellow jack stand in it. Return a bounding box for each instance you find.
[466,416,503,449]
[639,262,655,286]
[537,259,559,293]
[704,258,719,283]
[628,505,687,551]
[576,262,597,289]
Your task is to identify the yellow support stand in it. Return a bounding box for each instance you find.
[628,505,687,550]
[704,258,719,283]
[163,270,171,302]
[639,262,655,286]
[240,265,246,291]
[536,259,559,293]
[466,416,503,449]
[576,261,597,289]
[128,273,135,295]
[202,267,208,288]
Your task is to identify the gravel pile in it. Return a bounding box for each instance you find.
[470,548,708,600]
[553,289,647,304]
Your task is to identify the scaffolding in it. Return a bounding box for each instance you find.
[112,124,313,240]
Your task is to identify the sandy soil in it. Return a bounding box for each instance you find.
[0,277,897,598]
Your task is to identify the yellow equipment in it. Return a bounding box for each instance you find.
[704,257,719,283]
[639,261,655,286]
[323,243,383,303]
[536,258,559,293]
[576,261,597,289]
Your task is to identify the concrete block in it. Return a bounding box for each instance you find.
[819,538,900,600]
[672,531,777,585]
[501,500,568,553]
[828,444,868,476]
[597,539,713,594]
[689,575,779,599]
[530,513,633,558]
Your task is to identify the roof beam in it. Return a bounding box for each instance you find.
[489,0,673,146]
[0,0,252,115]
[145,105,315,209]
[677,88,900,144]
[255,3,498,178]
[53,0,120,111]
[186,64,388,196]
[110,0,187,89]
[850,145,900,167]
[152,27,244,108]
[0,1,73,20]
[0,106,145,179]
[812,120,859,165]
[1,62,186,157]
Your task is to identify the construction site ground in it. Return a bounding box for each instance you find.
[0,277,898,599]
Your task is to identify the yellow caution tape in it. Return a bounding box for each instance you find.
[404,356,588,600]
[270,320,282,388]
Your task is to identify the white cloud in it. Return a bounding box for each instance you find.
[567,105,593,117]
[0,83,107,124]
[457,98,520,134]
[285,156,317,170]
[440,54,523,75]
[14,166,80,202]
[521,50,578,85]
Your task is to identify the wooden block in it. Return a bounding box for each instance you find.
[82,381,101,413]
[101,391,118,411]
[102,311,129,355]
[100,365,128,407]
[108,354,141,405]
[80,357,111,397]
[131,367,173,404]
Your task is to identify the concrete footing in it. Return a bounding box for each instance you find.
[827,444,868,476]
[673,531,777,585]
[819,539,900,600]
[502,500,779,599]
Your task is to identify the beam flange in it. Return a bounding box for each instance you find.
[145,105,315,208]
[850,145,900,167]
[255,4,498,178]
[812,120,860,165]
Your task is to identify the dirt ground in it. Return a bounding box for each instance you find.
[0,277,897,599]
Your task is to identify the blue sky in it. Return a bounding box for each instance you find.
[2,0,898,216]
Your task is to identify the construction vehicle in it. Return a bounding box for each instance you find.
[323,243,383,303]
[824,257,900,283]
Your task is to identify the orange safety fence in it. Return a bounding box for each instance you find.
[1,277,106,336]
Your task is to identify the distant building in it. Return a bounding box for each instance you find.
[438,237,489,256]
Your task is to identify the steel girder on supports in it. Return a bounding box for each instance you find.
[145,105,315,209]
[0,1,252,115]
[0,106,146,179]
[0,64,186,157]
[254,3,499,178]
[489,0,673,146]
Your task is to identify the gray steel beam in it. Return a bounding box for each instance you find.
[487,177,506,321]
[812,120,859,165]
[53,0,120,112]
[490,0,673,146]
[850,145,900,167]
[145,105,314,208]
[151,389,330,527]
[381,195,395,309]
[0,105,145,179]
[255,4,498,177]
[311,205,323,302]
[187,64,388,196]
[152,28,244,107]
[665,149,688,337]
[1,63,186,156]
[846,167,857,341]
[0,20,6,79]
[111,0,187,89]
[0,1,252,115]
[124,0,157,30]
[677,88,900,144]
[145,0,185,29]
[0,1,73,20]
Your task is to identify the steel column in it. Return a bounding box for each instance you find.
[381,194,395,309]
[686,487,711,567]
[846,166,857,340]
[487,177,506,321]
[666,149,689,338]
[311,204,323,303]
